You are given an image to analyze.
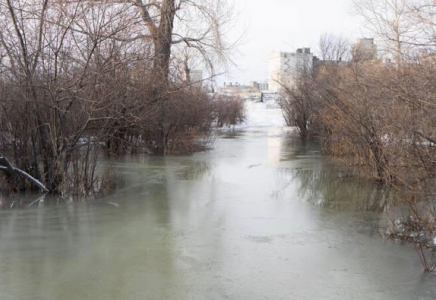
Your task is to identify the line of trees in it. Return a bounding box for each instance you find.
[279,0,436,272]
[0,0,242,195]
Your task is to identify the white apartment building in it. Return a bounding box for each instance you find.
[268,48,314,92]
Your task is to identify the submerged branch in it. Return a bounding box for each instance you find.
[0,155,49,193]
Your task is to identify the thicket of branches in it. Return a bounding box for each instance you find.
[279,0,436,271]
[0,0,242,196]
[214,94,245,128]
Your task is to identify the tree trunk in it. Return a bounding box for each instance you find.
[149,0,176,154]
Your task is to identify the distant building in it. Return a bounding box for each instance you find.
[219,82,262,100]
[186,70,203,88]
[250,81,269,91]
[268,48,314,92]
[352,38,377,62]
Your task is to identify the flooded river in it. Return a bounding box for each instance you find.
[0,102,435,299]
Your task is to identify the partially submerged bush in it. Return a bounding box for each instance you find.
[279,29,436,271]
[0,0,233,195]
[152,88,215,154]
[214,95,246,127]
[278,77,322,139]
[387,214,436,272]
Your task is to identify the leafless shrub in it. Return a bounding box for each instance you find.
[277,20,436,270]
[278,76,322,139]
[315,60,436,271]
[214,95,245,128]
[0,0,236,194]
[157,87,215,154]
[387,213,436,272]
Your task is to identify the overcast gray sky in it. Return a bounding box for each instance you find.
[222,0,366,85]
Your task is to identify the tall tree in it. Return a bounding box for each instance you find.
[353,0,414,63]
[130,0,235,84]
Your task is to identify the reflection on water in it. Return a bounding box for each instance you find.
[0,122,436,299]
[176,161,211,181]
[295,167,390,212]
[281,140,390,213]
[268,136,282,164]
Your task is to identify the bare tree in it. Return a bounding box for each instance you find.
[278,77,320,140]
[407,1,436,49]
[319,33,350,62]
[0,0,146,193]
[0,0,239,193]
[127,0,236,83]
[353,0,415,63]
[287,32,436,271]
[115,0,238,153]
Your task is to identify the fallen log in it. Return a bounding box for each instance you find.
[0,155,49,193]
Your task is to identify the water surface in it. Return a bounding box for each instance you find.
[0,102,435,300]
